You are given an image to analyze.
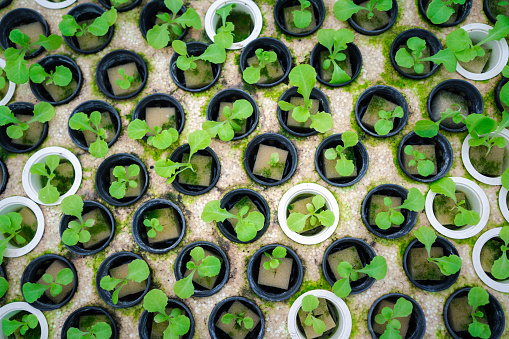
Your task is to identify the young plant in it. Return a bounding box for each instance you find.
[29,63,72,88]
[263,246,287,270]
[214,4,235,49]
[3,29,63,84]
[467,287,491,339]
[300,295,326,336]
[395,37,457,74]
[59,7,117,41]
[99,259,149,304]
[292,0,313,29]
[317,28,354,84]
[69,111,111,158]
[60,195,95,247]
[375,187,425,230]
[0,101,55,141]
[268,153,279,167]
[146,0,201,49]
[142,289,191,338]
[172,40,226,72]
[221,311,253,331]
[1,313,38,337]
[491,226,509,280]
[242,48,278,84]
[144,218,163,239]
[67,322,112,339]
[277,64,333,133]
[333,0,393,22]
[116,68,134,90]
[426,0,466,24]
[0,211,26,265]
[287,195,335,233]
[155,130,211,184]
[332,256,387,298]
[202,99,253,141]
[22,267,74,303]
[109,164,140,199]
[201,200,265,242]
[127,118,179,150]
[403,145,435,177]
[430,177,481,226]
[173,246,221,299]
[464,111,509,155]
[0,276,8,299]
[414,105,466,138]
[414,226,462,276]
[324,130,358,176]
[374,297,413,339]
[374,106,404,136]
[30,154,66,204]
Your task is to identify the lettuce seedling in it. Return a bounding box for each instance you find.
[430,177,481,226]
[3,29,62,84]
[426,0,466,24]
[116,68,134,90]
[146,0,201,49]
[292,0,313,29]
[242,49,278,84]
[143,289,191,338]
[60,7,117,41]
[491,226,509,280]
[403,145,435,177]
[334,0,393,22]
[30,154,66,204]
[287,195,335,233]
[144,218,163,239]
[202,99,253,141]
[155,130,211,184]
[0,101,55,141]
[172,40,226,71]
[278,64,333,133]
[0,276,8,299]
[332,255,387,298]
[324,130,358,176]
[109,164,140,199]
[395,37,457,74]
[300,295,326,336]
[375,106,404,136]
[467,287,491,339]
[202,200,265,242]
[29,63,72,88]
[269,153,279,167]
[374,297,413,339]
[0,211,26,265]
[2,313,38,337]
[100,259,150,304]
[69,111,110,158]
[67,322,112,339]
[222,312,253,330]
[22,267,74,303]
[263,246,287,270]
[375,187,425,230]
[414,226,462,275]
[127,118,179,150]
[317,28,354,84]
[464,111,509,155]
[60,195,96,246]
[414,105,466,138]
[214,4,235,49]
[173,246,221,299]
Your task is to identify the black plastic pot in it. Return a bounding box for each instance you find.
[444,288,505,339]
[403,236,459,292]
[310,42,362,87]
[0,8,49,59]
[347,0,397,35]
[169,42,221,92]
[139,0,188,46]
[277,87,330,137]
[484,0,503,23]
[169,144,220,195]
[247,244,303,301]
[427,79,483,133]
[239,37,292,87]
[0,0,12,9]
[206,89,259,141]
[273,0,324,37]
[68,100,122,152]
[389,29,443,79]
[315,133,369,187]
[355,85,409,137]
[174,241,229,298]
[139,298,194,339]
[397,131,453,183]
[59,201,115,255]
[98,0,141,12]
[95,153,149,206]
[131,199,186,253]
[61,306,118,339]
[20,254,78,311]
[29,55,83,105]
[495,77,508,113]
[0,102,49,153]
[368,293,426,339]
[208,296,265,339]
[96,251,151,308]
[361,184,418,239]
[244,133,298,186]
[63,4,115,54]
[0,159,8,195]
[419,0,472,27]
[217,189,269,244]
[96,50,148,100]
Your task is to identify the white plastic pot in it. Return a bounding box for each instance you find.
[0,58,15,106]
[22,146,82,206]
[456,23,509,81]
[278,183,339,245]
[0,196,44,258]
[34,0,76,9]
[287,289,351,339]
[425,177,489,239]
[499,187,509,223]
[204,0,262,50]
[461,129,509,185]
[472,227,509,293]
[0,302,48,339]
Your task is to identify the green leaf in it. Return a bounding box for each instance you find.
[9,29,30,47]
[292,8,312,29]
[478,14,509,46]
[500,226,509,245]
[0,106,18,126]
[174,272,195,299]
[417,159,435,177]
[310,112,333,133]
[150,129,178,150]
[469,320,491,339]
[201,200,235,222]
[172,39,188,56]
[335,155,355,176]
[333,0,364,21]
[69,112,93,132]
[398,187,425,212]
[55,268,74,285]
[190,246,205,262]
[301,294,319,312]
[430,177,457,201]
[317,29,337,53]
[89,138,109,158]
[235,220,258,242]
[101,7,118,26]
[468,287,490,311]
[32,102,55,124]
[109,181,126,199]
[143,289,168,314]
[22,282,48,303]
[414,119,439,138]
[278,101,296,111]
[222,313,235,324]
[392,297,413,318]
[62,226,80,246]
[395,48,415,68]
[431,255,462,276]
[454,206,480,226]
[90,322,112,339]
[214,29,234,49]
[316,210,335,227]
[217,122,234,142]
[426,0,455,25]
[51,65,72,87]
[0,276,8,298]
[147,23,171,49]
[85,17,110,39]
[272,246,287,259]
[100,275,123,291]
[342,130,358,148]
[188,129,211,156]
[288,64,316,104]
[197,256,221,277]
[374,118,393,136]
[332,277,352,298]
[4,48,29,84]
[446,28,473,53]
[127,119,151,139]
[2,318,23,336]
[198,44,226,64]
[357,255,387,280]
[422,48,457,73]
[414,226,437,257]
[375,211,392,230]
[39,183,60,204]
[242,66,261,84]
[126,259,150,283]
[34,34,63,51]
[28,63,48,84]
[230,99,253,120]
[175,8,202,29]
[61,195,83,219]
[243,316,253,330]
[59,15,81,37]
[287,212,309,233]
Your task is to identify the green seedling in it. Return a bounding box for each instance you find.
[287,195,335,233]
[2,313,38,337]
[242,48,278,84]
[222,312,253,330]
[143,289,191,338]
[374,106,404,136]
[491,226,509,280]
[30,154,66,204]
[300,295,326,336]
[414,226,462,275]
[29,63,72,88]
[268,153,279,167]
[414,105,466,138]
[109,164,140,200]
[334,0,393,22]
[99,259,150,304]
[375,187,425,230]
[395,37,457,74]
[69,111,111,158]
[127,118,179,150]
[374,297,413,339]
[22,267,74,303]
[0,276,8,299]
[60,195,96,247]
[67,322,112,339]
[467,287,491,339]
[214,4,235,49]
[333,256,387,298]
[317,28,354,84]
[263,246,287,270]
[0,101,55,141]
[116,68,134,90]
[144,218,163,239]
[60,7,117,41]
[324,130,358,176]
[172,40,226,72]
[202,99,253,141]
[464,111,509,156]
[0,211,25,265]
[292,0,313,29]
[403,145,435,177]
[426,0,466,24]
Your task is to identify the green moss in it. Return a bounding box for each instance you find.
[287,275,331,306]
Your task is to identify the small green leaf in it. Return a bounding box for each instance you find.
[333,0,364,21]
[357,256,387,280]
[173,272,195,299]
[332,277,351,298]
[126,259,150,283]
[0,276,9,298]
[22,282,48,303]
[430,177,457,201]
[301,294,319,312]
[287,212,309,233]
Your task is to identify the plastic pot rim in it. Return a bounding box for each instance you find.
[273,0,325,37]
[34,0,76,9]
[347,0,398,36]
[0,302,48,339]
[61,306,118,339]
[499,187,509,223]
[0,58,15,106]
